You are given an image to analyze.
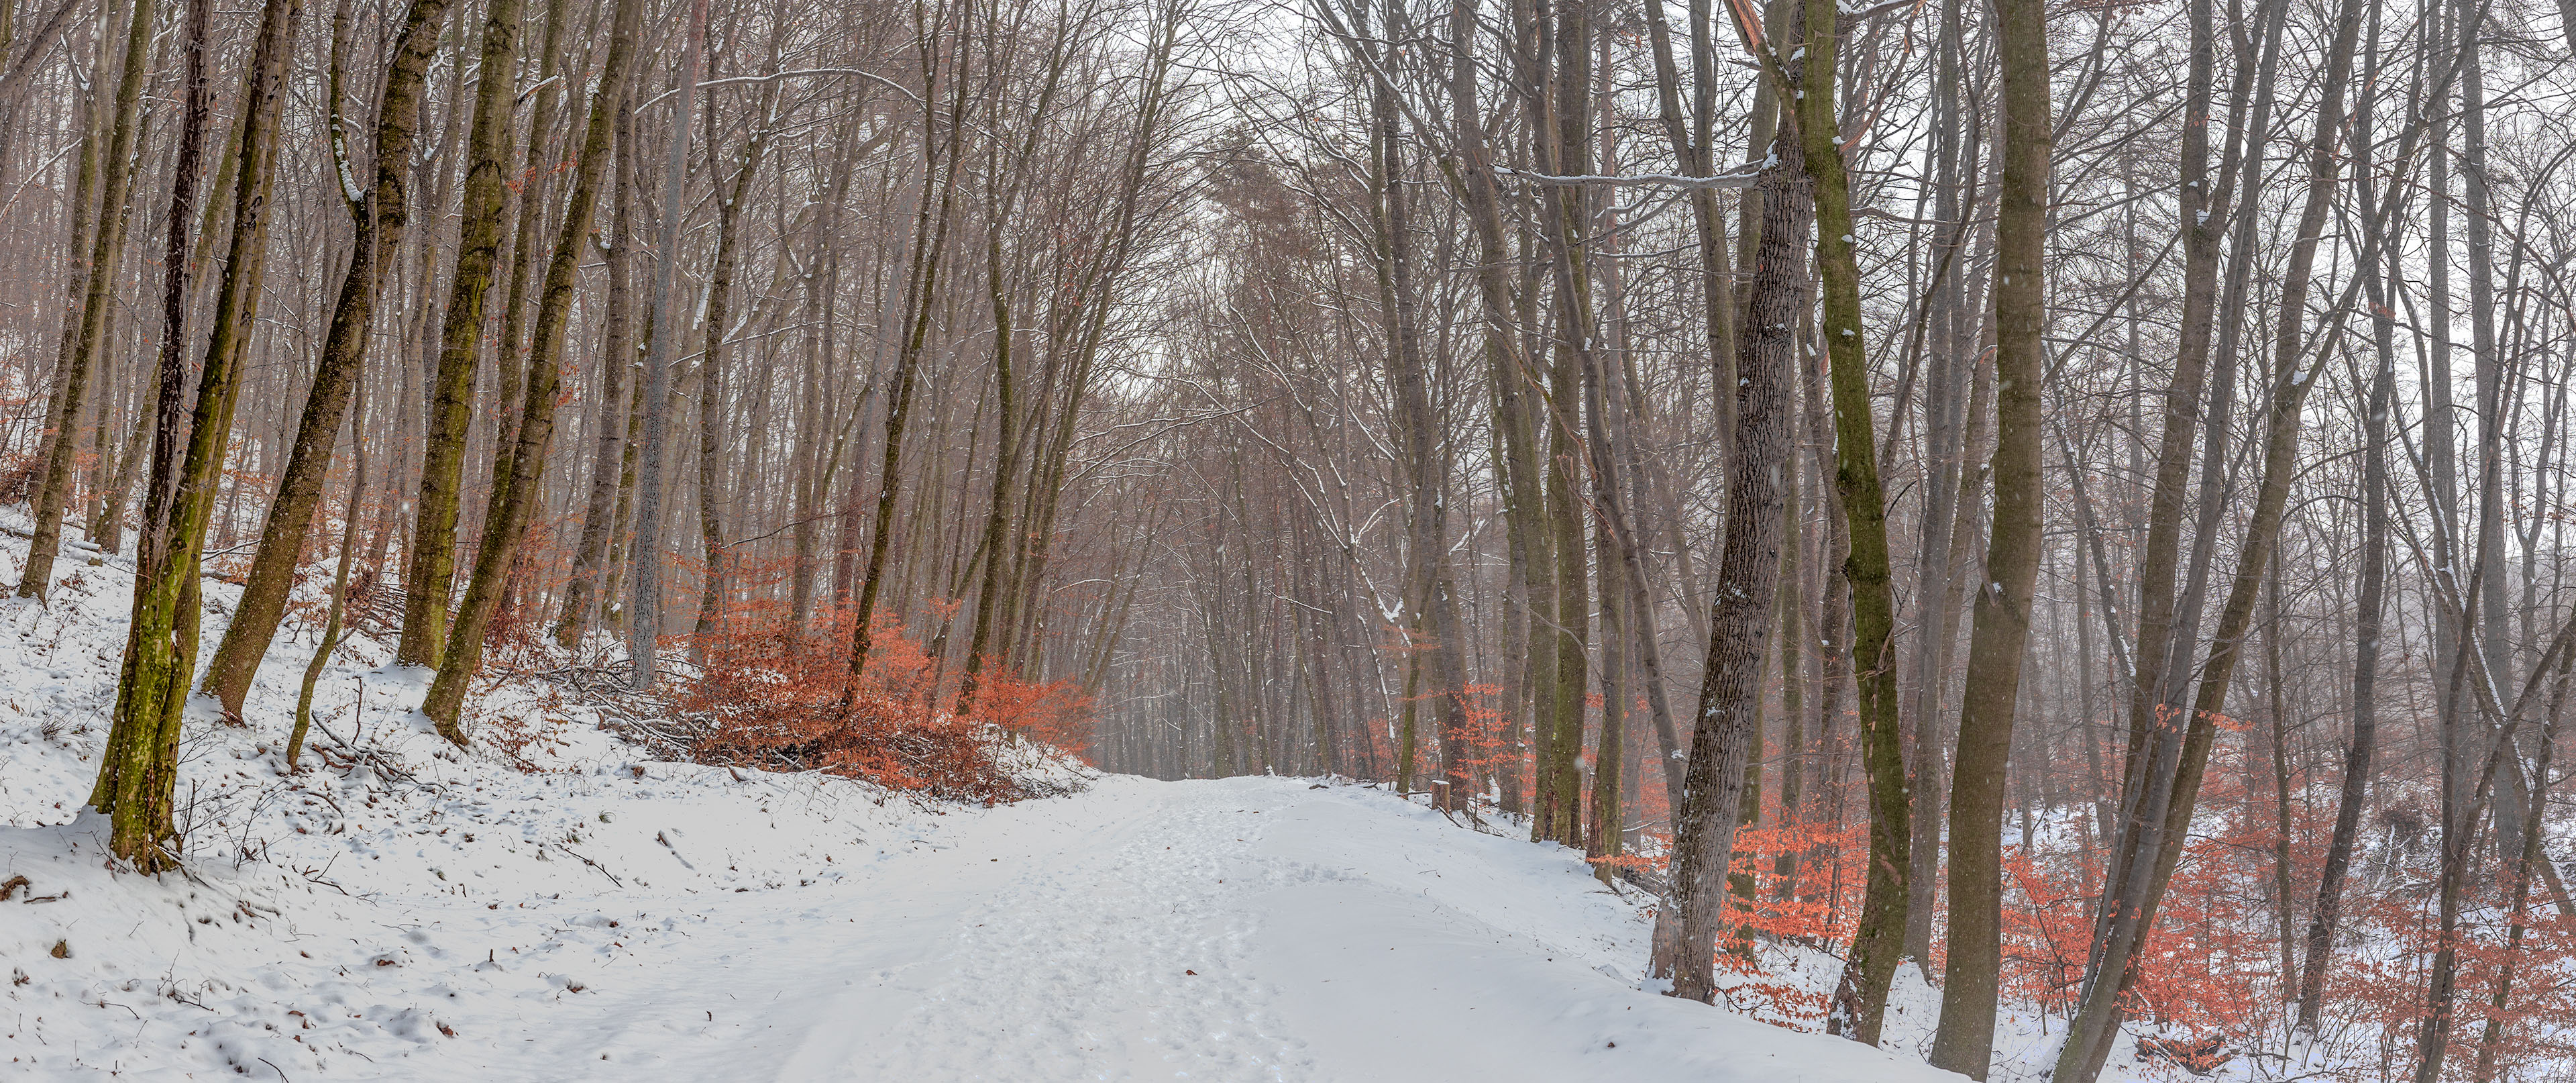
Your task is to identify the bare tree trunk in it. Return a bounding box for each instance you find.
[93,0,299,868]
[1652,56,1807,1003]
[17,0,151,600]
[2296,0,2390,1029]
[553,85,640,648]
[961,11,1085,715]
[1800,0,1910,1039]
[2457,0,2522,862]
[398,0,530,666]
[2059,0,2370,1070]
[201,0,458,711]
[426,0,644,730]
[1342,0,1471,807]
[625,0,709,690]
[1439,0,1550,822]
[1525,0,1595,846]
[1900,0,1981,961]
[484,0,581,503]
[289,378,366,769]
[2053,0,2277,1067]
[2473,654,2568,1081]
[843,10,969,688]
[1927,0,2047,1066]
[689,83,780,665]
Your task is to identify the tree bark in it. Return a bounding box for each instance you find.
[17,0,152,601]
[1651,85,1807,1005]
[93,0,299,868]
[425,0,645,731]
[201,0,460,711]
[842,15,968,688]
[626,0,710,690]
[689,83,781,665]
[553,85,641,648]
[2296,0,2389,1030]
[1799,0,1911,1041]
[398,0,530,666]
[1928,0,2047,1064]
[2057,0,2371,1070]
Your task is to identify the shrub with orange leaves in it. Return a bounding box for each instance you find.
[683,610,1093,803]
[961,660,1097,760]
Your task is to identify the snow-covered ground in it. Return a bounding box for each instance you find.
[10,763,1968,1083]
[1,521,1972,1081]
[7,765,1961,1080]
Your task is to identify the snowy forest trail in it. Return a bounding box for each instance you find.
[441,776,1953,1082]
[3,539,1949,1082]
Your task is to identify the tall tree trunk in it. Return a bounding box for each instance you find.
[1650,78,1807,1004]
[2057,0,2369,1071]
[1928,0,2047,1064]
[93,0,299,868]
[2053,0,2269,1066]
[1442,0,1551,823]
[17,0,152,601]
[2296,0,2390,1030]
[1899,0,1980,961]
[553,86,641,648]
[1529,0,1594,846]
[689,85,780,665]
[962,15,1083,715]
[398,0,529,666]
[484,0,580,503]
[2457,0,2521,862]
[1801,0,1911,1041]
[1345,0,1472,808]
[425,0,644,731]
[843,11,969,689]
[200,0,459,711]
[625,0,709,690]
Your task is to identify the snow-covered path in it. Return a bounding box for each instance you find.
[421,776,1953,1082]
[0,527,1956,1082]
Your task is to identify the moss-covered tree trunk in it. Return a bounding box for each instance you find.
[1800,0,1910,1041]
[17,0,153,602]
[1528,0,1594,847]
[482,0,580,503]
[423,0,645,733]
[396,0,527,668]
[94,0,299,870]
[198,0,458,713]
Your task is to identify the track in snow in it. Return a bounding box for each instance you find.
[421,775,1954,1082]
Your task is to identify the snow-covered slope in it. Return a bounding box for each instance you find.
[0,525,1963,1082]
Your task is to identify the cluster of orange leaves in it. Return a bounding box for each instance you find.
[683,606,1094,804]
[1992,754,2576,1078]
[392,517,1096,806]
[1515,721,2576,1080]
